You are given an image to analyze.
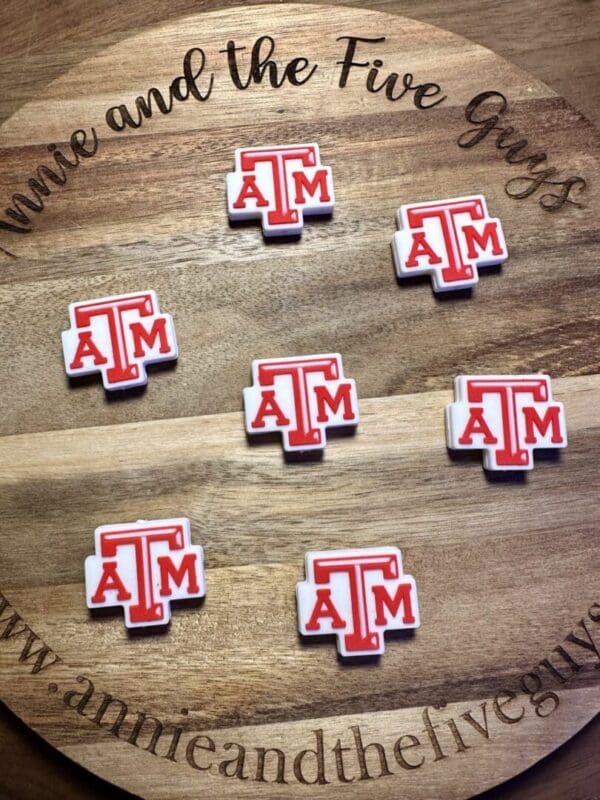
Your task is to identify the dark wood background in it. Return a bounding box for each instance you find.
[0,1,598,798]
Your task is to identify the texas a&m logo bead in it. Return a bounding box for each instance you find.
[446,374,567,471]
[297,547,420,658]
[85,518,205,628]
[243,353,359,452]
[62,291,178,391]
[392,195,508,292]
[226,144,334,236]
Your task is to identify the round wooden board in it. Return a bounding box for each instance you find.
[0,3,599,799]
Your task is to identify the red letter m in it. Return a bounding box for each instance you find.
[523,406,564,444]
[158,554,199,597]
[130,318,170,357]
[463,222,503,259]
[293,169,331,204]
[314,383,354,422]
[372,584,415,626]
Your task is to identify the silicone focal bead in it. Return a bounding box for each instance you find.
[62,290,178,391]
[445,374,567,470]
[243,353,359,453]
[85,518,205,629]
[226,143,334,236]
[392,195,508,292]
[296,547,420,658]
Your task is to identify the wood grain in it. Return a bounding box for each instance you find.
[1,374,599,798]
[0,0,599,131]
[0,3,598,799]
[1,701,597,800]
[0,5,598,439]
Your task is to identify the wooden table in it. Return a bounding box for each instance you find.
[0,2,598,798]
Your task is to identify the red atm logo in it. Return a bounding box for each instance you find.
[85,518,205,628]
[297,547,420,657]
[446,374,567,470]
[62,291,178,391]
[226,144,334,237]
[243,353,359,452]
[393,195,508,292]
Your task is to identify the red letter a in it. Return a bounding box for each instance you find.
[459,408,498,445]
[70,331,108,369]
[251,390,290,429]
[91,562,132,603]
[305,589,346,631]
[233,175,269,209]
[405,232,442,267]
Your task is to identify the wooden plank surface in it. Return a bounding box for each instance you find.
[0,0,599,131]
[0,2,598,798]
[0,5,598,437]
[0,376,599,799]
